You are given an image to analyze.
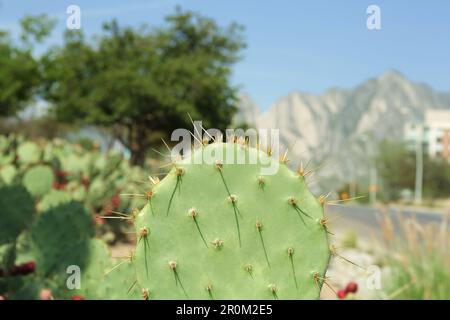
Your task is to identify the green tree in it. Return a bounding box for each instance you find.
[20,14,56,46]
[376,140,416,200]
[43,8,245,165]
[423,158,450,199]
[0,15,55,118]
[376,140,450,201]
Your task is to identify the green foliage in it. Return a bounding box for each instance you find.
[376,140,416,200]
[42,8,245,165]
[422,158,450,199]
[0,14,55,118]
[382,216,450,299]
[387,254,450,300]
[133,142,330,299]
[376,140,450,201]
[0,36,40,117]
[19,14,56,45]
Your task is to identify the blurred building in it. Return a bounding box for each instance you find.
[404,110,450,161]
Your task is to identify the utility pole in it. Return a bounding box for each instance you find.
[347,162,356,199]
[349,180,356,199]
[414,128,423,204]
[363,135,377,205]
[369,166,377,204]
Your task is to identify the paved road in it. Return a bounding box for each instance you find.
[324,204,449,240]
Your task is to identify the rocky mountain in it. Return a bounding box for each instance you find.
[235,70,450,192]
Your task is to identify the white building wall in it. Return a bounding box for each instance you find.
[404,110,450,159]
[425,110,450,158]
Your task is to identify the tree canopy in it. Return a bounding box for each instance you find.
[0,15,55,118]
[42,8,245,165]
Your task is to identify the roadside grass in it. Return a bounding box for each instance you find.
[379,210,450,299]
[341,229,358,249]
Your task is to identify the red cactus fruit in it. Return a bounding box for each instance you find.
[53,182,66,190]
[55,170,69,178]
[337,289,347,299]
[23,261,36,274]
[111,194,121,209]
[8,261,36,276]
[345,281,358,294]
[71,295,85,300]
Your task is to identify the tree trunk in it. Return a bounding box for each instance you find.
[130,146,147,166]
[128,124,148,167]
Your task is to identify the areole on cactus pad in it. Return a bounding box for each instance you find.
[131,141,331,299]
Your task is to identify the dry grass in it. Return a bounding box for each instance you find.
[340,229,358,249]
[379,207,450,299]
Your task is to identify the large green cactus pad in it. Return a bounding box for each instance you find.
[23,165,54,198]
[58,239,111,299]
[17,141,41,165]
[30,202,95,275]
[37,190,72,212]
[0,243,16,270]
[95,260,141,300]
[0,185,34,245]
[133,142,330,299]
[0,164,18,184]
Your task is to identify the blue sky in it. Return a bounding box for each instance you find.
[1,0,449,110]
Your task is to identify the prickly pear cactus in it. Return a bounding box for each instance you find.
[23,165,54,198]
[132,142,331,299]
[0,165,17,185]
[0,159,142,300]
[37,190,72,212]
[30,201,95,276]
[17,141,41,165]
[95,261,141,300]
[0,186,34,245]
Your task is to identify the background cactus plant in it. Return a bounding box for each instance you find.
[131,141,331,299]
[0,136,147,299]
[0,186,34,244]
[0,184,138,300]
[23,165,54,198]
[0,135,148,243]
